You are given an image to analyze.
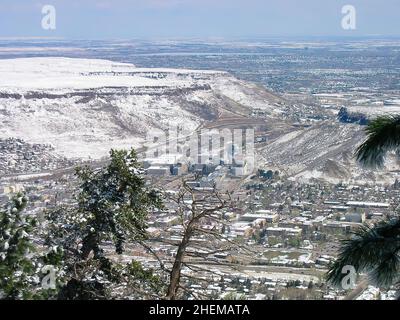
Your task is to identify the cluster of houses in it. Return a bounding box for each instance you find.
[0,138,74,175]
[1,156,398,300]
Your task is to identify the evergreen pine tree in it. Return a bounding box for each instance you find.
[0,194,63,300]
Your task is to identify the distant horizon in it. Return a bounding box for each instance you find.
[1,34,400,42]
[0,1,399,39]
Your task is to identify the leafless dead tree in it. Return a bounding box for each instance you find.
[163,177,229,299]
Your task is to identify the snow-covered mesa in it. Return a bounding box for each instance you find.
[0,57,277,160]
[0,57,225,91]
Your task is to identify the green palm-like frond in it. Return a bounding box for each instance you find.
[327,218,400,288]
[356,115,400,168]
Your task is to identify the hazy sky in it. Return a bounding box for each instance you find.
[0,0,399,39]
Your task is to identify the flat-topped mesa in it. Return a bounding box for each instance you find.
[0,57,284,160]
[0,57,227,92]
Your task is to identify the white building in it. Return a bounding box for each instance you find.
[346,201,390,209]
[240,212,279,223]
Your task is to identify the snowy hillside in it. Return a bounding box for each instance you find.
[0,57,284,159]
[259,121,400,184]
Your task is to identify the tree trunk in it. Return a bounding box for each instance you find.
[166,224,194,300]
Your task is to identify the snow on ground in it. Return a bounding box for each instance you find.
[348,105,400,116]
[0,57,225,91]
[294,170,343,184]
[270,130,303,144]
[243,270,319,283]
[0,92,201,159]
[2,173,52,181]
[356,286,380,300]
[211,76,281,114]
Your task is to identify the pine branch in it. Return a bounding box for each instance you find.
[356,115,400,168]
